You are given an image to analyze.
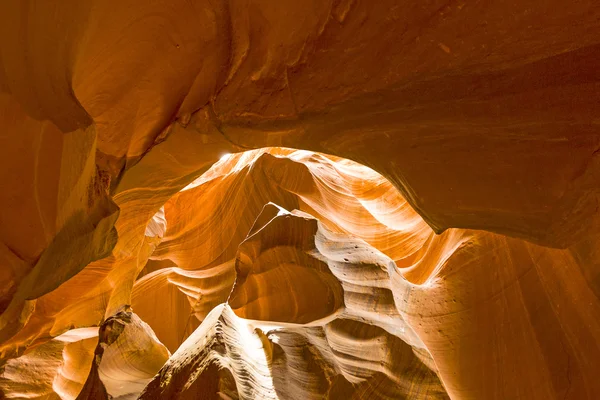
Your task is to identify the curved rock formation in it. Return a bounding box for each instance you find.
[1,2,600,399]
[2,0,599,247]
[0,328,97,399]
[77,308,170,400]
[138,200,448,398]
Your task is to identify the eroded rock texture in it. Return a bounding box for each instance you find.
[1,1,600,399]
[138,205,447,400]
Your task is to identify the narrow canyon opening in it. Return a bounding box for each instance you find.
[1,2,599,398]
[129,147,450,398]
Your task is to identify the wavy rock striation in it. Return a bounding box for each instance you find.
[1,2,600,399]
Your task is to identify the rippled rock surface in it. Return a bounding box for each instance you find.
[1,2,600,399]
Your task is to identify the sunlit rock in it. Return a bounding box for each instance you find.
[1,2,599,399]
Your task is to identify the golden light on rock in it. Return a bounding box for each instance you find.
[1,2,600,399]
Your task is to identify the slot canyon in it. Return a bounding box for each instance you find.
[1,1,599,399]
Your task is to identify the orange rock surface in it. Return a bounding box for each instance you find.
[1,1,600,399]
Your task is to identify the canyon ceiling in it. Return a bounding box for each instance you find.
[1,1,599,399]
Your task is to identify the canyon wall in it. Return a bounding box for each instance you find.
[1,1,599,399]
